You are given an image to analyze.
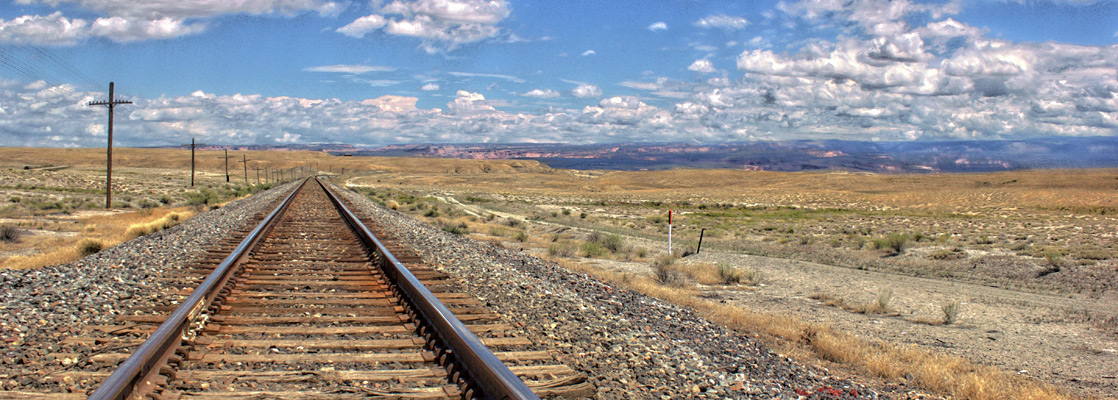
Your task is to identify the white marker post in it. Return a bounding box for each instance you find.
[668,209,673,256]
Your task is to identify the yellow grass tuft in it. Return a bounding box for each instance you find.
[126,211,192,239]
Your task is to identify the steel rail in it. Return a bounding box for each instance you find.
[88,179,310,400]
[317,179,539,400]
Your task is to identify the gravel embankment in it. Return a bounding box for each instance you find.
[332,183,896,399]
[0,181,297,391]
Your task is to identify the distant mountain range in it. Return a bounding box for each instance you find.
[168,137,1118,173]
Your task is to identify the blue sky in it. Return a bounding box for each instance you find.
[0,0,1115,147]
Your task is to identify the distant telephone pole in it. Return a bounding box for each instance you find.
[183,138,206,187]
[88,82,132,209]
[219,149,233,182]
[238,154,252,184]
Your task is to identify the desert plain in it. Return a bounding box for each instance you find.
[0,147,1115,399]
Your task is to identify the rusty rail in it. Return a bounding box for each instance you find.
[88,179,308,400]
[90,177,539,400]
[317,179,539,400]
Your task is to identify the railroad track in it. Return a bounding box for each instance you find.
[24,178,590,399]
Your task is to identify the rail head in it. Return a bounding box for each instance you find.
[318,179,539,400]
[88,179,310,400]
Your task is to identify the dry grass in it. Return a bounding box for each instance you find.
[125,211,193,238]
[551,257,1073,400]
[1,206,196,269]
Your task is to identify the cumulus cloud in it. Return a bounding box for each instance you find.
[339,0,511,53]
[572,83,602,98]
[687,59,716,74]
[694,14,749,31]
[521,88,561,98]
[699,0,1118,140]
[648,22,667,31]
[0,0,339,44]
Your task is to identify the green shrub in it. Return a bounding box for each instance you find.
[513,230,528,242]
[77,238,104,257]
[601,234,624,253]
[441,221,468,235]
[872,233,910,254]
[0,225,19,242]
[717,264,741,284]
[942,301,961,325]
[423,209,439,218]
[581,241,607,258]
[547,242,576,257]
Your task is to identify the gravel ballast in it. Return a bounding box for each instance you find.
[331,183,909,399]
[0,181,297,391]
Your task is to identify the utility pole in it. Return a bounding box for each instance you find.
[219,149,233,182]
[182,138,206,187]
[238,154,251,185]
[88,82,132,209]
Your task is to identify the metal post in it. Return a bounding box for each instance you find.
[224,149,230,182]
[87,82,132,209]
[696,228,705,254]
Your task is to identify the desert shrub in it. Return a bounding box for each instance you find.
[0,225,19,242]
[579,212,587,219]
[184,188,220,206]
[653,255,685,286]
[601,234,625,253]
[513,230,528,243]
[386,200,400,210]
[561,208,571,216]
[441,221,468,235]
[581,241,607,258]
[741,269,765,286]
[423,209,439,218]
[77,238,104,257]
[504,218,522,228]
[158,195,173,205]
[872,233,909,254]
[975,235,995,245]
[868,289,893,314]
[942,300,960,325]
[930,247,965,260]
[138,199,160,209]
[634,247,649,258]
[547,241,576,257]
[717,264,741,284]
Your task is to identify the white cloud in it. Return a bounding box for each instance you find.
[694,14,749,31]
[421,83,441,91]
[648,22,667,31]
[304,64,397,74]
[581,49,596,56]
[521,89,561,99]
[336,14,387,38]
[340,0,511,53]
[0,0,338,44]
[619,81,660,91]
[572,83,602,98]
[0,12,90,45]
[687,59,716,74]
[448,71,525,83]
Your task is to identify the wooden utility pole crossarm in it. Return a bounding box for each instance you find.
[88,82,132,209]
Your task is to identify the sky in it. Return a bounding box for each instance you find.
[0,0,1115,147]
